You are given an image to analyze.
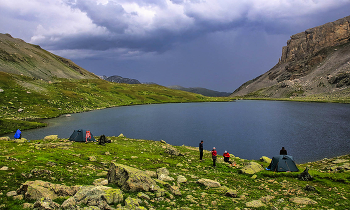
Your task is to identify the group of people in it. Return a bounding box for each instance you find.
[199,140,287,167]
[199,140,235,167]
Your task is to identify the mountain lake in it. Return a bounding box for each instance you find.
[9,100,350,164]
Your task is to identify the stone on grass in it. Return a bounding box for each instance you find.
[240,162,264,174]
[93,178,108,186]
[260,156,272,163]
[196,178,221,188]
[44,135,58,141]
[246,200,266,208]
[0,136,10,141]
[16,180,80,200]
[177,175,187,183]
[157,167,174,181]
[225,189,238,198]
[289,197,317,205]
[33,198,60,209]
[107,162,159,192]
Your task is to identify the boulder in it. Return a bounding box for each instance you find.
[157,167,174,181]
[225,189,238,198]
[33,198,61,209]
[240,162,264,174]
[93,178,108,186]
[260,156,272,163]
[168,185,182,196]
[246,200,266,208]
[196,178,221,188]
[107,162,159,192]
[177,175,187,183]
[289,197,317,205]
[44,135,58,141]
[0,136,10,141]
[164,145,183,156]
[16,180,80,200]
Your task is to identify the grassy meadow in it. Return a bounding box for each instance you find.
[0,72,233,135]
[0,136,349,209]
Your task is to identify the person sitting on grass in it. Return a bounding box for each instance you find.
[223,150,233,164]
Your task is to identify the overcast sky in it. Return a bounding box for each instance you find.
[1,0,350,92]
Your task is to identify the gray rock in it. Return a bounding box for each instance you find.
[260,156,272,163]
[107,162,159,192]
[289,197,317,205]
[240,162,264,174]
[61,197,76,209]
[168,185,182,196]
[225,189,238,198]
[177,175,187,183]
[196,178,221,188]
[93,178,108,186]
[16,180,80,201]
[246,200,266,208]
[33,198,61,209]
[6,191,17,197]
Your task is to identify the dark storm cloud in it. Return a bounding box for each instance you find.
[1,0,350,91]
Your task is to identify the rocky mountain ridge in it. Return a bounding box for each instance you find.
[0,33,99,80]
[101,75,141,84]
[168,85,231,97]
[231,15,350,99]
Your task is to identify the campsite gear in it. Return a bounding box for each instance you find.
[69,129,96,142]
[266,155,299,172]
[98,135,107,145]
[298,167,313,181]
[14,129,21,139]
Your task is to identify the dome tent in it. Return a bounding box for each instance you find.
[69,129,96,142]
[267,155,299,172]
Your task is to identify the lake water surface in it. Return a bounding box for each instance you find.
[12,100,350,163]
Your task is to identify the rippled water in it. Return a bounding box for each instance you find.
[10,100,350,163]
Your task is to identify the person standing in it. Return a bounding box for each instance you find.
[211,147,217,167]
[280,147,287,155]
[199,140,204,160]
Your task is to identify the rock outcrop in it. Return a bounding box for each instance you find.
[107,162,160,192]
[231,15,350,99]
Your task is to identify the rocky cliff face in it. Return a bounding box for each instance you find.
[231,15,350,99]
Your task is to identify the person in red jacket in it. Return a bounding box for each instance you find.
[223,150,232,164]
[211,147,217,167]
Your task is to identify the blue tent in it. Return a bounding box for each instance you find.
[267,155,299,172]
[14,129,21,139]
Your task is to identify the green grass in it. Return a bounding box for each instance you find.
[0,72,233,135]
[0,137,349,209]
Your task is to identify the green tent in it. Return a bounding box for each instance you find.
[68,129,96,142]
[267,155,299,172]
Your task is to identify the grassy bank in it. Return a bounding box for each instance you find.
[0,72,233,135]
[0,136,349,209]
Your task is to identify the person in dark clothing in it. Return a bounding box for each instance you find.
[223,150,232,164]
[280,147,287,155]
[199,140,204,160]
[98,135,107,146]
[211,147,217,167]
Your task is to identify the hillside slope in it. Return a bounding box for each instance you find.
[0,33,99,80]
[231,15,350,102]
